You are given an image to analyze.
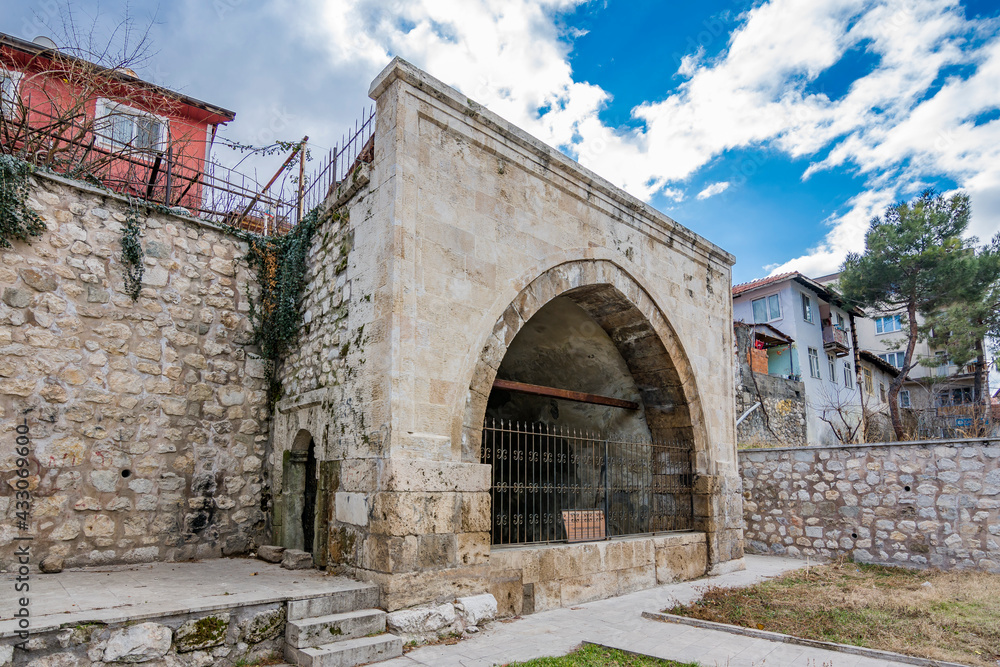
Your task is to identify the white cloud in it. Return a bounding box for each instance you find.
[696,181,730,200]
[284,0,1000,276]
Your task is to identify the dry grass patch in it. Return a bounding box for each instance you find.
[666,560,1000,666]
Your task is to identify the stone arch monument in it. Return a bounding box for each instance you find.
[270,59,744,615]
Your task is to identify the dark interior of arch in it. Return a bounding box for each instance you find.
[482,285,694,545]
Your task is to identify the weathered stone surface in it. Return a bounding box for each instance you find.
[281,549,313,569]
[103,622,171,662]
[0,175,269,572]
[386,603,458,636]
[39,555,64,573]
[174,613,230,652]
[257,545,285,563]
[741,439,1000,572]
[240,606,286,643]
[455,593,497,626]
[20,267,58,292]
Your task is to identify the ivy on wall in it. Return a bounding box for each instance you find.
[0,155,46,249]
[120,198,146,300]
[226,207,339,404]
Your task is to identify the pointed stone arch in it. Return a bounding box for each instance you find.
[460,259,708,468]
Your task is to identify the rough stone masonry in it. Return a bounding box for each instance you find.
[0,172,270,569]
[741,438,1000,572]
[271,58,747,613]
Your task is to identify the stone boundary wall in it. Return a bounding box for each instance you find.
[487,532,708,617]
[0,173,269,570]
[734,325,806,448]
[740,438,1000,572]
[0,601,284,666]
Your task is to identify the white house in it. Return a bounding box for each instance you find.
[733,272,866,445]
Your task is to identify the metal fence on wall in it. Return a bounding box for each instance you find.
[481,419,694,547]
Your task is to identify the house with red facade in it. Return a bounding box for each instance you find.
[0,32,235,214]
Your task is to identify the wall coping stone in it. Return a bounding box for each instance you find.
[738,436,997,455]
[31,169,235,236]
[369,57,735,269]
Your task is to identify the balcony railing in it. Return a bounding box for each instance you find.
[822,325,850,357]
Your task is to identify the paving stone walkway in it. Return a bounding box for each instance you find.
[0,558,366,637]
[378,555,917,667]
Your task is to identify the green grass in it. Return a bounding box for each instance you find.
[500,643,699,666]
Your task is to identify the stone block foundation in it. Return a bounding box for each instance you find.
[486,532,708,617]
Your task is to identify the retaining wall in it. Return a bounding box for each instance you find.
[0,173,269,570]
[739,438,1000,572]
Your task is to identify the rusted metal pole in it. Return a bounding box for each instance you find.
[234,135,307,229]
[297,137,307,224]
[491,379,639,410]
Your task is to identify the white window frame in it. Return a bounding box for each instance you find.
[801,293,813,323]
[844,364,853,388]
[808,347,821,379]
[899,389,910,408]
[863,367,874,394]
[875,314,902,334]
[1,68,23,118]
[827,353,836,383]
[94,98,168,153]
[878,351,906,368]
[751,294,781,323]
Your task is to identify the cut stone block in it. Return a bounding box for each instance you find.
[284,633,402,667]
[258,545,286,563]
[282,549,313,570]
[286,584,380,621]
[455,593,497,626]
[286,609,386,649]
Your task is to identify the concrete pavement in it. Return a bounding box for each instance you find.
[378,555,919,667]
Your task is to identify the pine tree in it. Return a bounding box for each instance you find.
[839,190,982,439]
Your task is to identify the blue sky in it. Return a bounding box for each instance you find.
[7,0,1000,283]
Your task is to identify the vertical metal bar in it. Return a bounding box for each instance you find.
[603,437,610,538]
[164,143,173,205]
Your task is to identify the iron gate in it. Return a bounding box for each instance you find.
[481,418,694,546]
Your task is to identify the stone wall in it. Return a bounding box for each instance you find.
[487,533,707,617]
[734,325,806,447]
[0,173,269,570]
[1,601,284,666]
[272,58,745,611]
[740,439,1000,572]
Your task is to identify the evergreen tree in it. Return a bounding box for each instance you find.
[923,237,1000,434]
[839,191,981,439]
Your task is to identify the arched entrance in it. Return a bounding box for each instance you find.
[462,261,705,548]
[281,429,321,562]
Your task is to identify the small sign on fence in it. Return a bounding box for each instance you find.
[562,509,606,542]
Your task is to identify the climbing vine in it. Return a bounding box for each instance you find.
[0,155,46,249]
[120,198,146,300]
[223,206,335,404]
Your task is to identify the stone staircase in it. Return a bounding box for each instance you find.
[283,582,402,667]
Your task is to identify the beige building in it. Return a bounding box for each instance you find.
[0,58,744,622]
[270,59,745,615]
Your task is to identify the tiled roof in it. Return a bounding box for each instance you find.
[732,272,796,297]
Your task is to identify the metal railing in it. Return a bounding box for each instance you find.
[481,419,694,547]
[297,105,376,216]
[822,325,850,349]
[1,103,377,236]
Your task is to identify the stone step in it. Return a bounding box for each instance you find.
[286,609,387,649]
[284,633,403,667]
[286,584,380,621]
